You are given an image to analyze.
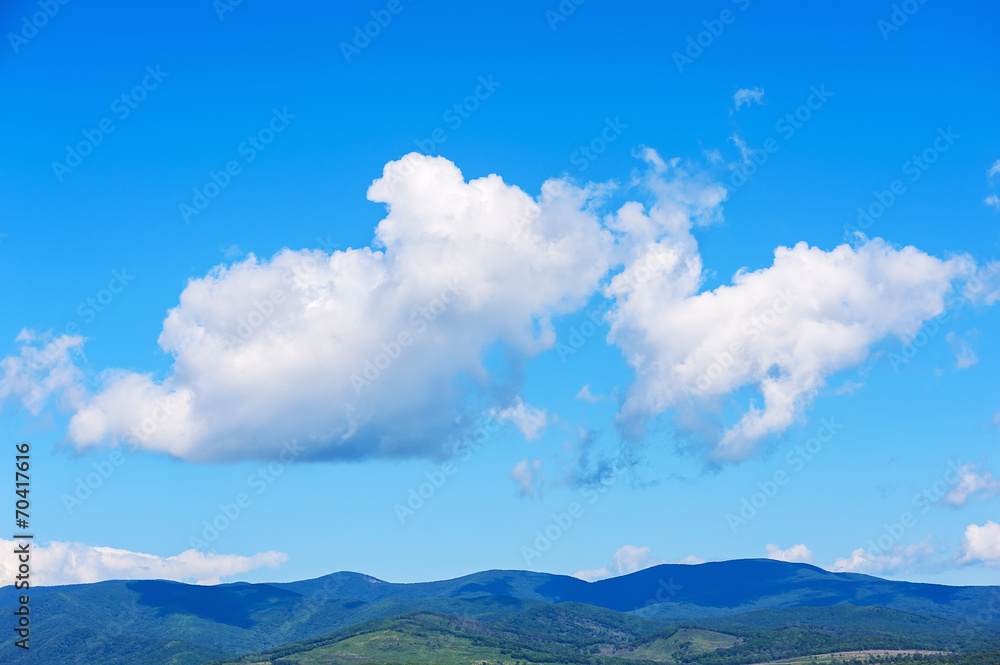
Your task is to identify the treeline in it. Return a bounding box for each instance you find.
[207,608,1000,665]
[888,648,1000,665]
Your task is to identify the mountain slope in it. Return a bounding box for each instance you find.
[2,559,999,664]
[269,559,1000,622]
[208,604,997,665]
[0,580,538,664]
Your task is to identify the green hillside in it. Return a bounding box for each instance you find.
[493,601,672,644]
[0,582,537,664]
[208,604,1000,665]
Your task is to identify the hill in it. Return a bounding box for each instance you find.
[268,559,998,622]
[2,559,998,664]
[208,604,1000,665]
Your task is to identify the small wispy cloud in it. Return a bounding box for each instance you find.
[510,459,545,498]
[945,330,978,369]
[564,427,634,490]
[988,159,1000,183]
[221,244,245,258]
[703,147,724,164]
[732,87,765,111]
[0,330,86,415]
[575,384,604,403]
[945,462,1000,506]
[833,380,865,396]
[498,398,549,440]
[985,160,1000,209]
[729,133,757,165]
[573,544,664,581]
[765,543,815,563]
[832,537,935,574]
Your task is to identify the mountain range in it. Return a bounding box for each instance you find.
[3,559,998,664]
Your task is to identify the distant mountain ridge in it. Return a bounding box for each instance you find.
[267,558,997,621]
[2,558,998,665]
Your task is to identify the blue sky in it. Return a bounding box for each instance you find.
[1,0,1000,588]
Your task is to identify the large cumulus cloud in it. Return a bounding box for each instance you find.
[3,150,993,464]
[604,151,981,460]
[64,154,613,462]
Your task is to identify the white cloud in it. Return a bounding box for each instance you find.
[986,161,1000,209]
[575,384,603,403]
[221,244,245,258]
[729,133,757,166]
[62,154,612,462]
[957,521,1000,566]
[6,151,994,469]
[832,538,934,574]
[676,554,706,564]
[573,544,665,581]
[765,543,815,563]
[613,544,658,573]
[510,459,544,498]
[989,159,1000,183]
[572,567,611,582]
[0,330,86,415]
[703,147,724,164]
[0,540,287,586]
[833,380,865,396]
[733,87,765,111]
[946,463,1000,506]
[606,155,978,459]
[966,261,1000,306]
[836,523,1000,573]
[945,330,978,369]
[498,398,548,440]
